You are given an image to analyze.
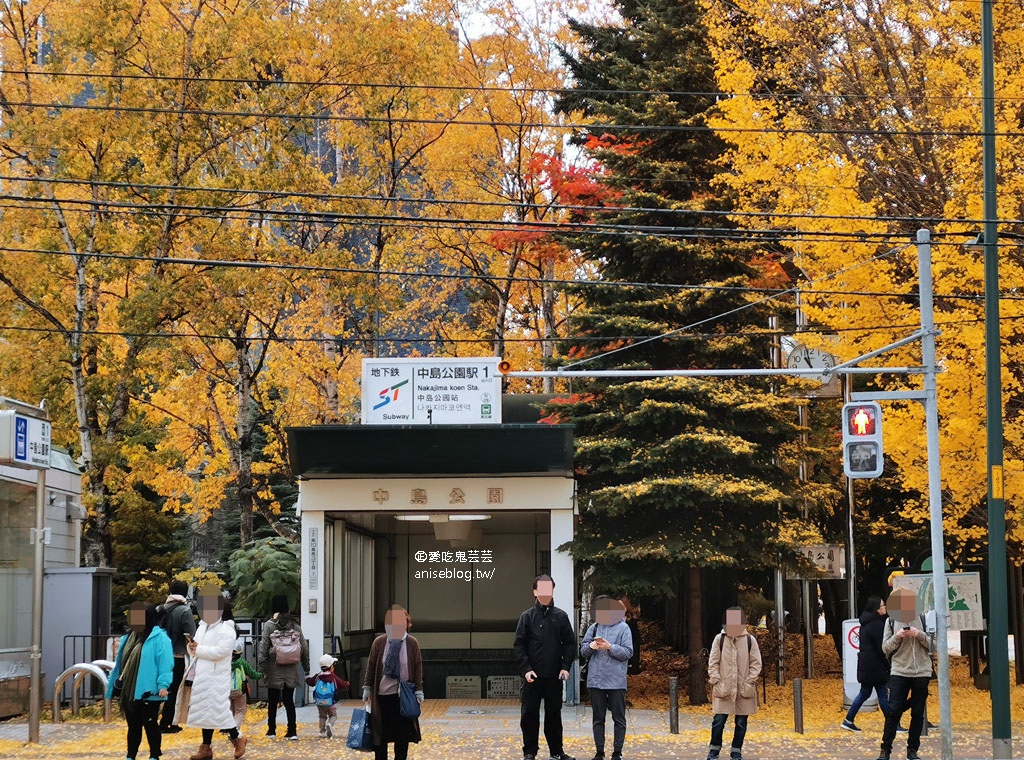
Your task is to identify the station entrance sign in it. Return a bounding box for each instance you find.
[361,358,502,425]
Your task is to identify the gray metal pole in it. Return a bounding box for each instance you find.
[917,229,953,760]
[29,465,46,743]
[769,316,786,686]
[793,678,804,733]
[797,404,814,679]
[845,374,857,619]
[775,566,785,686]
[668,676,679,733]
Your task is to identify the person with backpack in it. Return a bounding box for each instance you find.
[158,579,197,734]
[258,594,310,740]
[305,653,350,738]
[580,595,634,760]
[876,588,931,760]
[841,595,892,732]
[706,606,762,760]
[228,640,263,738]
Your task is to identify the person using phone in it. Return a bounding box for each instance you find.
[514,574,576,760]
[877,588,931,760]
[158,579,197,734]
[580,596,633,760]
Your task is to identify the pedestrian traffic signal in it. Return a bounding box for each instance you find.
[842,402,883,478]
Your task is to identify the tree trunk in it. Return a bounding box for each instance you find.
[687,565,708,705]
[819,579,846,661]
[663,570,685,650]
[540,259,556,394]
[235,338,255,547]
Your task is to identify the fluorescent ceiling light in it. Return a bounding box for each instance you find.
[449,514,491,521]
[394,515,430,522]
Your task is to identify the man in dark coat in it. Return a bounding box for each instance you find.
[514,574,576,760]
[158,580,196,733]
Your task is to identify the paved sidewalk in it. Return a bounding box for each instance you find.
[0,699,1017,759]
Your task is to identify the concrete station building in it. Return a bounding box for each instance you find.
[287,383,579,701]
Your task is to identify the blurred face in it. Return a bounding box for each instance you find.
[128,602,147,633]
[595,598,626,625]
[199,591,222,624]
[533,580,554,605]
[887,589,917,624]
[384,607,408,638]
[725,608,746,637]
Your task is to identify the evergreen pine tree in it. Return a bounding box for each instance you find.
[554,0,815,702]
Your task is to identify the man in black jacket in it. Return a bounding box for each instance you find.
[514,574,576,760]
[157,579,197,733]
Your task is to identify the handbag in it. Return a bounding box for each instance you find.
[398,680,420,719]
[346,706,374,751]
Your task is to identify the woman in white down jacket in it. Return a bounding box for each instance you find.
[185,589,245,760]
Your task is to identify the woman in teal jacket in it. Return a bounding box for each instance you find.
[107,602,175,760]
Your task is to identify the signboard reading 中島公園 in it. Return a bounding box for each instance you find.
[361,358,502,425]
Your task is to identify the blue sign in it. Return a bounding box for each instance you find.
[14,416,26,462]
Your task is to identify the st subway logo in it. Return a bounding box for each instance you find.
[373,378,409,410]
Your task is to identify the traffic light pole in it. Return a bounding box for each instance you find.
[917,229,954,760]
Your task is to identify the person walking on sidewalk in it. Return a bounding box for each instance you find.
[514,574,577,760]
[185,590,244,760]
[580,596,634,760]
[306,653,349,738]
[107,602,174,760]
[258,594,310,740]
[158,579,196,734]
[842,595,891,732]
[877,588,931,760]
[706,607,762,760]
[228,640,262,738]
[362,605,424,760]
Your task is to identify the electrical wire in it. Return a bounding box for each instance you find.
[0,310,1012,346]
[4,243,1022,302]
[5,174,1024,230]
[1,67,1021,106]
[561,242,915,367]
[0,98,1017,139]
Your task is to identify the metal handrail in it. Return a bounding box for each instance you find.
[52,663,111,724]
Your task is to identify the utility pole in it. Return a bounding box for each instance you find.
[981,0,1011,750]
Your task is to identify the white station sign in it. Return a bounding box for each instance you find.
[361,358,502,425]
[0,410,51,469]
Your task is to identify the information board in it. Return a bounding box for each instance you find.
[892,572,984,631]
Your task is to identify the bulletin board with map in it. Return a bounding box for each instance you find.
[891,572,984,631]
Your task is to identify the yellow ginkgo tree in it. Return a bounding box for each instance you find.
[702,0,1024,562]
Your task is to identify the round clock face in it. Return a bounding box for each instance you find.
[787,345,836,384]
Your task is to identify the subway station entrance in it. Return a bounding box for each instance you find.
[287,421,577,702]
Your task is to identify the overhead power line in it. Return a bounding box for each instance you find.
[0,98,1016,139]
[1,67,1021,105]
[6,243,1024,302]
[4,174,1024,230]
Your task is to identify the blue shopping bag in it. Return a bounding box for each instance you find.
[346,707,374,751]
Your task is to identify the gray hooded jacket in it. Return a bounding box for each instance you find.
[580,619,633,690]
[881,617,932,678]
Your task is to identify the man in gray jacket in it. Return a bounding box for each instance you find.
[580,596,634,760]
[877,588,931,760]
